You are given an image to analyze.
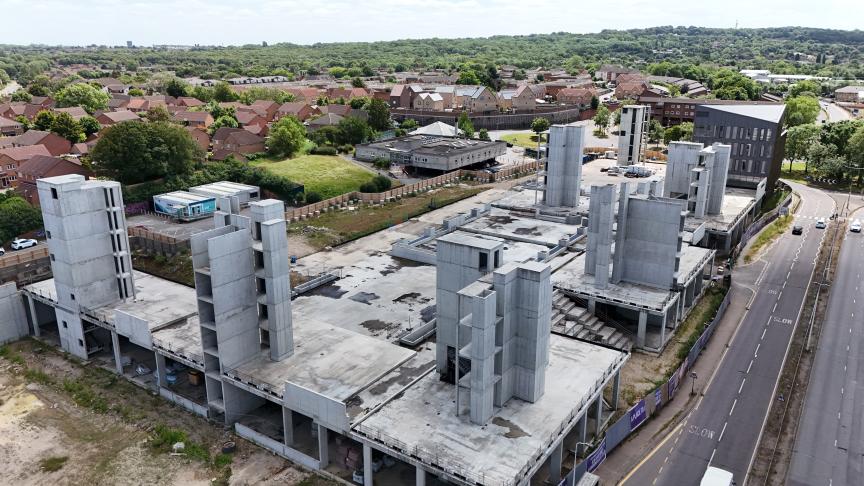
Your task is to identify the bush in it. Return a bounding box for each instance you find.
[310,145,338,155]
[305,192,323,203]
[359,182,378,193]
[372,174,392,191]
[337,144,354,154]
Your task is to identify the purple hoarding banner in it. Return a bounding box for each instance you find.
[655,388,663,408]
[629,399,647,431]
[586,438,607,473]
[668,371,678,399]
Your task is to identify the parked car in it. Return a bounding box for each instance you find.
[815,218,826,229]
[11,238,37,250]
[352,470,364,484]
[851,220,862,233]
[0,247,5,256]
[791,225,803,235]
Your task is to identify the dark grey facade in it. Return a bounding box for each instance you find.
[693,104,787,194]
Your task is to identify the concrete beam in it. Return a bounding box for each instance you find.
[594,395,603,438]
[111,330,122,374]
[155,353,167,387]
[549,442,563,483]
[637,310,647,349]
[577,412,588,457]
[612,371,621,411]
[27,295,39,337]
[282,407,294,446]
[416,465,426,486]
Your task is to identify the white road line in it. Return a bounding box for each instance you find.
[762,328,767,340]
[842,387,845,395]
[709,448,716,465]
[755,343,761,356]
[719,422,728,442]
[773,303,778,312]
[747,360,754,373]
[739,379,746,394]
[730,399,737,416]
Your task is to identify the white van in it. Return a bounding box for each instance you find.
[700,466,734,486]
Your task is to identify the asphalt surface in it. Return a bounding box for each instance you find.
[788,218,864,486]
[620,182,834,486]
[819,100,853,123]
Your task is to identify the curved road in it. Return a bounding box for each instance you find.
[620,182,834,486]
[789,208,864,486]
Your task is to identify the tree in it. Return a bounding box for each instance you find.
[590,96,599,110]
[664,122,694,144]
[54,83,110,113]
[50,112,84,143]
[92,121,203,184]
[847,125,864,179]
[337,116,372,145]
[15,115,31,131]
[805,141,837,175]
[400,118,418,131]
[11,91,31,102]
[478,129,490,141]
[647,119,665,144]
[128,88,145,96]
[351,77,366,88]
[33,110,57,131]
[593,105,611,135]
[0,193,42,245]
[788,80,821,98]
[457,112,475,139]
[531,117,550,140]
[210,115,239,134]
[785,124,820,172]
[457,70,481,86]
[79,115,100,137]
[26,75,51,97]
[267,116,307,158]
[708,69,760,100]
[349,97,367,109]
[144,106,172,123]
[165,77,188,98]
[820,120,863,157]
[212,82,237,102]
[366,98,391,132]
[785,96,821,127]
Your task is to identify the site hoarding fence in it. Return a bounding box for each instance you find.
[565,289,731,484]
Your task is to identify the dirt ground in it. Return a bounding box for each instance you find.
[0,339,337,486]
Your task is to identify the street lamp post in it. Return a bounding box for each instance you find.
[690,371,698,396]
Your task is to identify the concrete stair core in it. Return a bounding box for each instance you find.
[550,289,633,352]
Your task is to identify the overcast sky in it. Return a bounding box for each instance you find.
[2,0,859,46]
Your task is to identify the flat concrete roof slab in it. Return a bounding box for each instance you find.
[459,207,580,247]
[356,336,626,485]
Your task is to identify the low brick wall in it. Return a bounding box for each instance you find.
[128,226,190,256]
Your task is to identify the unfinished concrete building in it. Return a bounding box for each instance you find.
[544,122,585,208]
[37,174,135,359]
[664,141,731,218]
[617,105,649,166]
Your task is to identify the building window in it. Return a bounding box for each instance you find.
[51,188,58,199]
[78,339,84,348]
[479,252,488,271]
[62,321,67,329]
[70,293,75,301]
[50,254,55,261]
[46,231,51,239]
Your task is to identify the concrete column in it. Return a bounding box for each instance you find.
[111,330,123,374]
[587,298,596,314]
[416,465,426,486]
[612,371,621,411]
[577,412,588,457]
[363,443,373,486]
[318,424,329,467]
[594,395,603,437]
[27,295,40,337]
[549,442,563,483]
[660,311,667,346]
[154,353,167,387]
[282,407,294,446]
[636,310,647,349]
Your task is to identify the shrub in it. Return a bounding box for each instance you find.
[359,182,378,193]
[310,145,338,155]
[305,192,323,204]
[337,144,354,154]
[39,456,69,472]
[372,174,392,192]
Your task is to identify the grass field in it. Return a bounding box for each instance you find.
[745,215,794,263]
[253,155,377,199]
[501,132,545,149]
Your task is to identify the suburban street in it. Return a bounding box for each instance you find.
[620,182,834,486]
[788,209,864,486]
[819,99,853,122]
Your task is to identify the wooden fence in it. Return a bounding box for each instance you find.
[128,226,190,255]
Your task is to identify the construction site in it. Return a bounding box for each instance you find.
[0,106,765,486]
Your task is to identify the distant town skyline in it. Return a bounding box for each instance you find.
[1,0,860,47]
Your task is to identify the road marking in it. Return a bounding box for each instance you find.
[730,399,737,416]
[747,360,753,373]
[619,421,684,485]
[709,448,716,465]
[718,422,728,442]
[658,466,663,475]
[755,343,761,357]
[773,303,778,312]
[739,379,746,394]
[761,328,767,340]
[841,387,844,395]
[664,456,668,464]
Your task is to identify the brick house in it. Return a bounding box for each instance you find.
[463,86,499,113]
[16,155,91,206]
[173,110,214,129]
[97,110,141,126]
[211,128,265,154]
[0,130,72,156]
[276,102,317,121]
[0,116,24,136]
[0,144,51,188]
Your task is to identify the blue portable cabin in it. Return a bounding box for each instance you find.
[153,191,217,222]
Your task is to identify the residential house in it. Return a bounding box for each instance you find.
[177,97,205,108]
[30,97,55,109]
[413,92,445,111]
[173,111,214,129]
[126,98,148,112]
[235,110,268,130]
[557,88,596,107]
[389,85,422,108]
[107,97,130,110]
[594,65,639,82]
[211,128,265,154]
[0,116,24,136]
[327,87,368,101]
[97,110,141,126]
[105,84,131,95]
[318,104,353,117]
[497,85,535,111]
[615,80,651,100]
[433,87,456,109]
[275,102,317,121]
[70,143,89,156]
[284,87,321,103]
[16,155,91,206]
[0,130,72,156]
[185,127,211,153]
[247,100,280,121]
[0,102,42,121]
[835,86,864,103]
[307,113,344,131]
[463,86,499,113]
[54,106,89,121]
[0,145,51,188]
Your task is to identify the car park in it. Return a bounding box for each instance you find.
[11,238,37,250]
[815,218,826,229]
[792,225,803,235]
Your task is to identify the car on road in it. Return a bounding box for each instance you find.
[851,220,862,233]
[11,238,37,250]
[815,218,826,229]
[700,466,734,485]
[792,225,804,235]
